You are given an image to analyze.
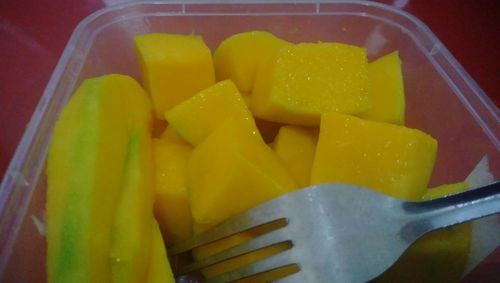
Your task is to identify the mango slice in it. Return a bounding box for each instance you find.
[311,113,437,200]
[147,220,176,283]
[377,183,471,283]
[153,139,193,245]
[166,80,259,145]
[135,33,215,119]
[188,119,297,226]
[273,126,318,187]
[252,42,371,125]
[213,31,290,93]
[359,51,405,125]
[47,75,141,283]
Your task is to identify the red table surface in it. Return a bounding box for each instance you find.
[0,0,498,282]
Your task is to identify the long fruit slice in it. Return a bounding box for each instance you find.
[109,75,154,283]
[47,74,151,283]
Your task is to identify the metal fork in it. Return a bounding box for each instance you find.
[168,182,500,283]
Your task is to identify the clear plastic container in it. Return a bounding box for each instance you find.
[0,1,498,282]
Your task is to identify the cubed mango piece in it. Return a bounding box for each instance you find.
[214,31,290,93]
[135,33,215,119]
[188,119,297,226]
[273,126,318,187]
[359,51,405,125]
[147,220,176,283]
[153,139,193,245]
[166,80,259,145]
[252,42,371,125]
[311,113,437,200]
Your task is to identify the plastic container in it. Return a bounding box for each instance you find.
[0,1,498,282]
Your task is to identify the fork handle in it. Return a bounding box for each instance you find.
[402,181,500,241]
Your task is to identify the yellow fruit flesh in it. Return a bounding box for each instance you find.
[134,33,215,119]
[252,42,371,125]
[147,220,176,283]
[273,126,318,187]
[311,113,437,200]
[47,75,135,283]
[188,119,297,226]
[166,80,259,145]
[213,31,290,93]
[110,128,154,283]
[109,76,154,283]
[359,51,405,125]
[153,139,194,245]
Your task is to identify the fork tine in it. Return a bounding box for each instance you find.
[206,249,297,283]
[168,198,287,255]
[179,226,291,274]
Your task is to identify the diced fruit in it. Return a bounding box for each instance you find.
[359,51,405,125]
[135,33,215,119]
[273,126,318,187]
[376,183,471,283]
[147,220,176,283]
[166,80,259,145]
[47,75,142,283]
[252,42,371,125]
[213,31,290,93]
[160,125,188,145]
[153,139,193,245]
[422,182,469,200]
[188,119,297,226]
[311,113,437,200]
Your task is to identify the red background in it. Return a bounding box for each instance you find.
[0,0,498,281]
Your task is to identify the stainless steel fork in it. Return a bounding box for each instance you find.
[168,182,500,283]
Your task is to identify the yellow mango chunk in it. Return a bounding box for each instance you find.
[47,75,137,283]
[135,33,215,119]
[153,139,193,245]
[252,42,371,125]
[189,119,297,226]
[166,80,259,145]
[273,126,318,187]
[311,113,437,200]
[213,31,290,93]
[359,51,405,125]
[422,182,469,200]
[147,220,176,283]
[160,125,188,145]
[377,183,470,283]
